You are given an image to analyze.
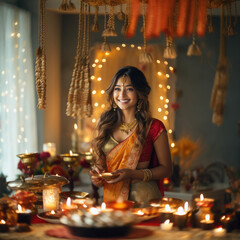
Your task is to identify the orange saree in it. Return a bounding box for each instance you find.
[103,129,142,202]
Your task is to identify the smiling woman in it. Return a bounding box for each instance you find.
[0,3,37,181]
[90,66,173,206]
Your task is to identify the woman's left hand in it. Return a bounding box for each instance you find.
[107,168,133,183]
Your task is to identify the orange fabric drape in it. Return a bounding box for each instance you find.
[103,129,141,202]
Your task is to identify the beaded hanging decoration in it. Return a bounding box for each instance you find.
[35,0,47,109]
[66,1,92,119]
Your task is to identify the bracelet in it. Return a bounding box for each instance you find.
[142,169,153,182]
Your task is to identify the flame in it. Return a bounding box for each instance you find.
[66,197,72,206]
[101,202,106,210]
[89,207,100,215]
[164,219,170,224]
[90,148,93,153]
[165,204,171,212]
[69,150,73,156]
[50,210,55,214]
[200,194,204,201]
[137,210,144,216]
[184,202,189,212]
[0,219,6,224]
[205,214,210,221]
[18,204,23,212]
[177,207,185,215]
[74,123,78,130]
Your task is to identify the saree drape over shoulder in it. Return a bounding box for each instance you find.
[103,119,166,202]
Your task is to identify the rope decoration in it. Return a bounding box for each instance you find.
[66,1,92,119]
[35,0,47,109]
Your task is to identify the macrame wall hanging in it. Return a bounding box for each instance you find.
[35,0,47,109]
[66,1,93,119]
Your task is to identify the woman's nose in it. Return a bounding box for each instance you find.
[119,89,126,97]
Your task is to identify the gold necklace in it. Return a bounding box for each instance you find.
[119,119,138,134]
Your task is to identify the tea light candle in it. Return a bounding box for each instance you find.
[200,214,214,230]
[195,194,214,208]
[160,204,174,223]
[160,219,173,231]
[43,142,56,157]
[16,205,32,225]
[61,197,78,211]
[43,187,60,211]
[213,227,226,237]
[0,219,9,232]
[101,202,113,212]
[173,206,187,230]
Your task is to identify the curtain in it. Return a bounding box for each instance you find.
[83,44,176,142]
[0,3,37,180]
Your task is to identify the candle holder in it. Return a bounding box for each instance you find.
[0,219,9,232]
[16,205,32,225]
[17,153,38,176]
[60,153,80,191]
[43,187,60,212]
[200,214,214,230]
[173,207,188,230]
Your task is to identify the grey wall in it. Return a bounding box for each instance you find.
[61,14,240,170]
[2,0,240,170]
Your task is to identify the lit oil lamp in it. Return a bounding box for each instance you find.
[61,197,78,211]
[159,204,174,223]
[16,204,32,225]
[0,219,9,232]
[173,206,187,230]
[160,219,173,231]
[200,214,214,230]
[213,227,226,237]
[195,194,214,208]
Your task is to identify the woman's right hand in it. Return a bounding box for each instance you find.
[90,166,105,187]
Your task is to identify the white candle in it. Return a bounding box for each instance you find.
[213,227,226,237]
[43,187,59,211]
[43,142,56,156]
[160,219,173,231]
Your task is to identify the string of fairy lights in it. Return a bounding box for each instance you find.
[88,43,177,148]
[0,18,32,155]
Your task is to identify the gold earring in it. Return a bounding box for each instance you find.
[137,100,142,111]
[112,101,117,111]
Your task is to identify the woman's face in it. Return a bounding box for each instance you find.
[113,76,138,112]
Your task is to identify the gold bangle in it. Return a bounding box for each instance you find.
[142,169,152,182]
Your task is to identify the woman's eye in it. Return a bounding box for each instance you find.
[127,88,134,91]
[114,87,120,91]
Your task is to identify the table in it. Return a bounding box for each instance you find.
[1,223,240,240]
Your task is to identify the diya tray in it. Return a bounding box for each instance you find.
[63,224,131,238]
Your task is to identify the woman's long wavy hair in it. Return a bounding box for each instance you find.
[92,66,152,168]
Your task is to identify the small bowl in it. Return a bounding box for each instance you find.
[66,225,131,238]
[97,172,119,181]
[105,200,135,210]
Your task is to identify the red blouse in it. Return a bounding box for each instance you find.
[139,119,166,162]
[138,119,166,196]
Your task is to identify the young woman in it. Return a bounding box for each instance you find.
[90,66,172,207]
